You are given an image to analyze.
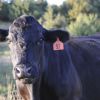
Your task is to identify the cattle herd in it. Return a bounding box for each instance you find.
[0,15,100,100]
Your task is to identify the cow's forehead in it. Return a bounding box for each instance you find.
[9,15,43,42]
[9,16,27,35]
[9,15,36,31]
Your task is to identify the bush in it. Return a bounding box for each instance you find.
[68,13,100,36]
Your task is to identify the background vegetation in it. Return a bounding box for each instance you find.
[0,0,100,35]
[0,0,100,99]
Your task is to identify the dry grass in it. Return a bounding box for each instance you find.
[0,42,23,100]
[0,82,23,100]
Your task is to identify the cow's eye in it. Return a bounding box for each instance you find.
[19,42,26,50]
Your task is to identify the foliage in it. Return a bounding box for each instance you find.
[59,2,69,16]
[8,4,21,21]
[0,0,48,21]
[67,0,88,21]
[0,0,100,35]
[68,13,100,36]
[28,0,47,19]
[39,6,55,29]
[0,1,3,11]
[84,0,100,15]
[53,14,66,29]
[0,2,9,21]
[39,6,67,29]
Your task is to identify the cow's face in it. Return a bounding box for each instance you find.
[8,15,44,84]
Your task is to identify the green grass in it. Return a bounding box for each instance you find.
[0,42,14,96]
[0,42,10,56]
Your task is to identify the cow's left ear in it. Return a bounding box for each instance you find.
[43,30,70,43]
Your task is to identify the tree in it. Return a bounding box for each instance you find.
[37,0,46,3]
[0,0,3,11]
[54,14,66,29]
[0,2,9,21]
[28,0,47,19]
[59,1,70,17]
[51,5,59,16]
[40,6,55,29]
[13,0,29,15]
[68,0,88,21]
[68,13,100,36]
[66,0,100,36]
[8,4,21,21]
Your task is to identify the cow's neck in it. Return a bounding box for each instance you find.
[43,43,71,81]
[32,41,45,100]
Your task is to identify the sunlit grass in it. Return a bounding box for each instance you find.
[0,42,14,99]
[0,42,10,56]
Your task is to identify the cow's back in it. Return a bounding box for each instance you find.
[68,36,100,100]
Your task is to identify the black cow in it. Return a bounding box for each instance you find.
[1,15,100,100]
[0,29,8,41]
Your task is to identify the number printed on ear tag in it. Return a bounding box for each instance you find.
[53,37,64,51]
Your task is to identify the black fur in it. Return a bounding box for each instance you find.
[0,29,8,41]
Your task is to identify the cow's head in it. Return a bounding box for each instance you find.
[7,15,70,99]
[8,15,45,84]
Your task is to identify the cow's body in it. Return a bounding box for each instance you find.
[39,41,81,100]
[69,37,100,100]
[37,36,100,100]
[1,15,100,100]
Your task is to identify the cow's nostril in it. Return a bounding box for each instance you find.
[14,66,32,79]
[15,67,20,74]
[15,67,24,79]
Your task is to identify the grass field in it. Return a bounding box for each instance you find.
[0,42,14,97]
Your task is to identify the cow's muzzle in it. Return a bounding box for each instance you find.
[14,64,39,84]
[15,66,32,78]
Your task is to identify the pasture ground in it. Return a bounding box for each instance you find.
[0,42,14,99]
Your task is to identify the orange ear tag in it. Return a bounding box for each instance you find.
[53,37,64,51]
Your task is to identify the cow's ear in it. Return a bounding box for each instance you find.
[43,30,70,43]
[0,29,8,42]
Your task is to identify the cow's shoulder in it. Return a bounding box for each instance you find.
[68,35,100,55]
[68,35,100,70]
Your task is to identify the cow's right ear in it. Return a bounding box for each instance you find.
[0,29,8,42]
[43,29,70,43]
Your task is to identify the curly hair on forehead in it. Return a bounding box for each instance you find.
[13,16,26,28]
[13,15,37,29]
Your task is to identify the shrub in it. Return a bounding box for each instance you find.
[68,13,100,36]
